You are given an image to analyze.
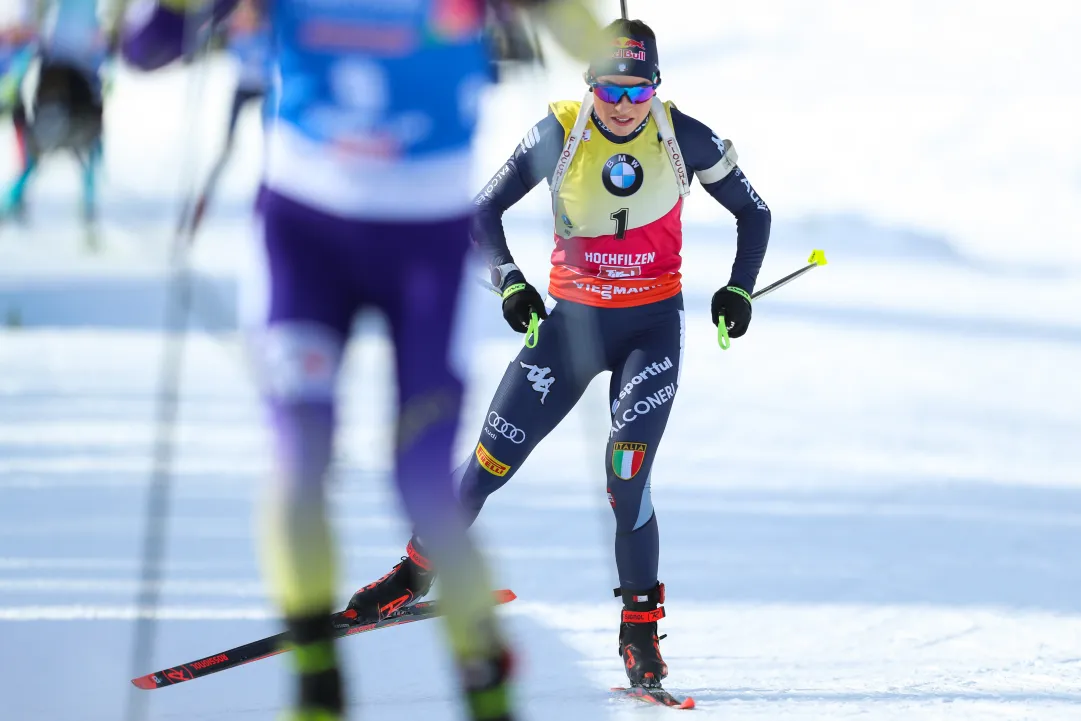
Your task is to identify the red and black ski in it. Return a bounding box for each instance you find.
[131,589,517,690]
[611,685,696,709]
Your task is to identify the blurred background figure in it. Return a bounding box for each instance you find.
[0,0,118,250]
[184,0,271,238]
[0,15,37,217]
[122,1,601,720]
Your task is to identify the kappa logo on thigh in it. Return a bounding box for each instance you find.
[520,362,555,403]
[475,441,511,477]
[612,442,647,480]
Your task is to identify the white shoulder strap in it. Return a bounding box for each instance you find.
[551,95,692,201]
[650,97,691,198]
[550,93,594,200]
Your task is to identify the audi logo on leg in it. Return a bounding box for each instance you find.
[488,412,526,444]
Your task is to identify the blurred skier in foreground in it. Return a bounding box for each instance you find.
[122,1,602,719]
[1,0,115,249]
[348,16,772,700]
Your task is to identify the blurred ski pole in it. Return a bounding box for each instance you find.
[717,249,829,350]
[124,8,216,721]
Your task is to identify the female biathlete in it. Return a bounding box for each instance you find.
[349,18,772,689]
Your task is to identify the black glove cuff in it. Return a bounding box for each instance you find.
[725,281,751,297]
[499,270,527,294]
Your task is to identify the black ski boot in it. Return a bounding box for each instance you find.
[616,582,668,687]
[344,538,436,623]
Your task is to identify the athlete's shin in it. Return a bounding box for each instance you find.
[614,511,659,590]
[394,380,465,535]
[397,393,514,719]
[435,540,515,721]
[283,611,343,716]
[260,400,343,712]
[260,402,337,617]
[458,452,516,524]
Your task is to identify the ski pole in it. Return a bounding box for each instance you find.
[717,249,828,350]
[524,312,540,348]
[475,277,541,348]
[476,277,501,296]
[125,9,216,721]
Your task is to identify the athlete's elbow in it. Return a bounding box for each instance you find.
[473,201,507,228]
[470,209,504,247]
[737,202,771,228]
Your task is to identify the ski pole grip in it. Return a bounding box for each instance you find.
[525,312,540,348]
[717,316,731,350]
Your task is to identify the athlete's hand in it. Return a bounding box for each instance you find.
[711,286,753,338]
[502,279,549,334]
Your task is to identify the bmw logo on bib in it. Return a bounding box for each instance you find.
[603,154,644,197]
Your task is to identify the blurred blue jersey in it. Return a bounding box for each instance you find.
[265,0,490,219]
[126,0,492,221]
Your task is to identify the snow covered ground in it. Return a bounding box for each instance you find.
[2,1,1081,719]
[2,293,1081,720]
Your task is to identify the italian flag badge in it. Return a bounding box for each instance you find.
[612,442,647,480]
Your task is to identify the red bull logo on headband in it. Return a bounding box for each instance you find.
[612,36,646,61]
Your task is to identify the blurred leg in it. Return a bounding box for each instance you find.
[79,137,102,250]
[4,102,35,218]
[372,215,513,719]
[2,155,35,217]
[244,190,359,717]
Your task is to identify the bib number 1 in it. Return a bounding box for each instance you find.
[610,208,629,240]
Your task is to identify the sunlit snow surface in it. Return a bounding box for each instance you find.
[2,298,1080,720]
[2,1,1081,718]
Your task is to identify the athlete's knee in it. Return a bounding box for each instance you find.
[396,379,463,453]
[608,469,655,533]
[251,322,345,404]
[610,492,655,534]
[459,439,517,512]
[251,323,343,491]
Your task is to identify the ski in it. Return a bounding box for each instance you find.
[131,589,517,690]
[611,685,696,709]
